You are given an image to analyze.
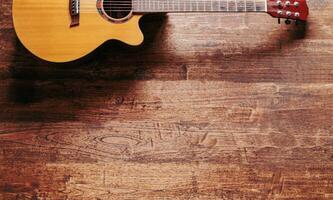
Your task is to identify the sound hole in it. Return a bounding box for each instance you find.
[102,0,132,20]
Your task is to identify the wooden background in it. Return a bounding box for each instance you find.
[1,1,333,199]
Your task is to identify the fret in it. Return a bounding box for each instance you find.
[205,0,210,11]
[174,0,178,11]
[190,0,195,11]
[181,0,184,12]
[205,0,210,12]
[204,0,209,11]
[136,0,139,11]
[185,0,191,11]
[162,0,166,11]
[255,0,267,12]
[220,1,228,11]
[228,0,236,12]
[236,0,245,12]
[133,0,136,10]
[246,0,255,12]
[150,0,153,11]
[198,0,205,11]
[156,0,159,11]
[175,0,182,11]
[166,0,170,11]
[132,0,267,13]
[212,1,219,12]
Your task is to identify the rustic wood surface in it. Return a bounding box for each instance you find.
[1,0,333,199]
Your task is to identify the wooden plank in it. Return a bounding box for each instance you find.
[0,81,332,199]
[0,0,333,199]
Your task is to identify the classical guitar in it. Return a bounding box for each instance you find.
[12,0,309,62]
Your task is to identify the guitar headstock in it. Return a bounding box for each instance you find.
[267,0,309,21]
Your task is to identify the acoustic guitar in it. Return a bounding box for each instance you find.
[12,0,309,62]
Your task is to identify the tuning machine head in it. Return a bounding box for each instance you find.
[268,0,309,22]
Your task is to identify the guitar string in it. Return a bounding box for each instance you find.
[16,0,265,12]
[53,6,261,12]
[17,0,264,4]
[16,0,262,8]
[17,2,261,7]
[85,4,261,12]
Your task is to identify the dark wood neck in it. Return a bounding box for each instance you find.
[133,0,267,13]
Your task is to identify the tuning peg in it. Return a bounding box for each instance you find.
[285,19,291,25]
[277,0,282,8]
[285,1,291,7]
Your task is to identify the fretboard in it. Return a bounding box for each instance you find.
[133,0,267,13]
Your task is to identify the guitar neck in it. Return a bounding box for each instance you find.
[133,0,268,13]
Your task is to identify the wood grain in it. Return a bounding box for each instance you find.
[0,0,333,199]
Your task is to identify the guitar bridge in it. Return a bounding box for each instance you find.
[69,0,80,27]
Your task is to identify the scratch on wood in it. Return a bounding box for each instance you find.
[156,122,163,140]
[176,124,181,137]
[242,147,249,164]
[200,132,209,143]
[268,171,284,198]
[150,138,154,148]
[181,64,189,80]
[103,170,106,186]
[191,172,198,195]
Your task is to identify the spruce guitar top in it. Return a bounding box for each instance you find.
[12,0,309,62]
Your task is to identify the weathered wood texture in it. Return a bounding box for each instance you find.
[1,1,333,199]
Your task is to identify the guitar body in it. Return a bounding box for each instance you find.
[12,0,144,62]
[12,0,309,63]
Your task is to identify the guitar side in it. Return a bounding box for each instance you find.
[12,0,144,62]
